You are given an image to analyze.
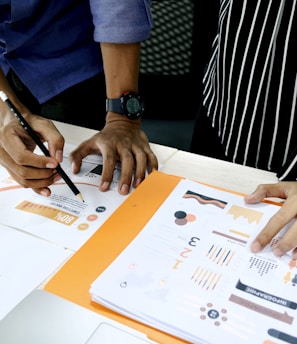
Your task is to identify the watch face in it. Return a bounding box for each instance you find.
[124,92,144,119]
[126,97,140,114]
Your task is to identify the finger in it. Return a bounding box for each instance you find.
[251,195,297,254]
[99,149,117,192]
[132,148,147,188]
[100,146,134,194]
[132,145,159,188]
[146,149,158,173]
[16,150,59,169]
[272,221,297,257]
[117,148,137,195]
[32,187,52,197]
[1,131,59,169]
[27,116,65,162]
[9,166,58,189]
[244,183,287,203]
[0,146,58,181]
[70,138,99,174]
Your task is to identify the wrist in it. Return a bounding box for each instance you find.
[0,95,30,126]
[105,111,141,123]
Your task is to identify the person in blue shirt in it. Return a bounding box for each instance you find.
[0,0,158,196]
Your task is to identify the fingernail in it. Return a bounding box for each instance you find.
[53,175,62,183]
[55,150,63,162]
[273,247,284,257]
[46,162,56,168]
[245,192,256,201]
[251,241,261,253]
[101,182,110,191]
[40,189,49,197]
[120,184,130,194]
[134,178,142,187]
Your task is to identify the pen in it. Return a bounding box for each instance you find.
[0,90,84,202]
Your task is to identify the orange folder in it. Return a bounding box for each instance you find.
[45,170,187,343]
[45,170,280,343]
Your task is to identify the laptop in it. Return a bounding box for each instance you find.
[0,290,156,344]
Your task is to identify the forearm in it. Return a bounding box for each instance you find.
[0,68,30,126]
[101,42,140,97]
[100,42,141,123]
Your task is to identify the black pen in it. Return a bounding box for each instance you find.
[0,90,84,202]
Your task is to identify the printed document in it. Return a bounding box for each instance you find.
[0,144,128,251]
[90,178,297,344]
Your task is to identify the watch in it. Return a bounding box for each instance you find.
[106,91,145,119]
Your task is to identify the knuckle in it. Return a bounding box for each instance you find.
[14,154,28,166]
[278,241,293,252]
[257,232,272,245]
[273,211,288,225]
[14,165,28,179]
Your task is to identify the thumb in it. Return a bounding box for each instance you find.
[244,189,267,204]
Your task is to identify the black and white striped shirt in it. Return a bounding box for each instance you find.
[203,0,297,180]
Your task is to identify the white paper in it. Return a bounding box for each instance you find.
[0,144,128,250]
[90,179,297,344]
[0,224,72,320]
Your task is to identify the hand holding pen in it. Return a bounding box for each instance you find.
[0,91,84,201]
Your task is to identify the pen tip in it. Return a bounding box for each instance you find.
[76,193,84,202]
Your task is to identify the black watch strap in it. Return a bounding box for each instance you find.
[106,98,123,114]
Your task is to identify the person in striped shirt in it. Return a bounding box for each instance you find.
[190,1,297,257]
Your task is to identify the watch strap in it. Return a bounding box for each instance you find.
[106,98,124,114]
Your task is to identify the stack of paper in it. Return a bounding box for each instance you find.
[89,178,297,343]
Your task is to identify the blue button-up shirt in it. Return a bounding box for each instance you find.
[0,0,152,103]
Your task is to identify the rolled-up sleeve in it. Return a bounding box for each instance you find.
[89,0,152,43]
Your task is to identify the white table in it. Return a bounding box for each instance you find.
[55,121,279,195]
